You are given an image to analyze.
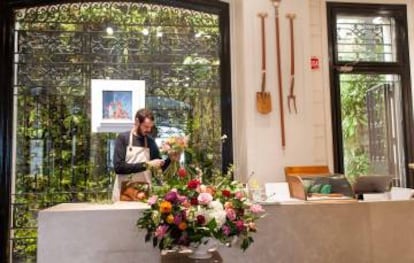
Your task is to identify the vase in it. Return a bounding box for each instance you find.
[188,237,219,259]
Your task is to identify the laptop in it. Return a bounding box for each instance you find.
[353,175,392,194]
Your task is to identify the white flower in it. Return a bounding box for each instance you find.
[209,209,226,228]
[208,200,226,228]
[209,200,223,211]
[196,200,226,229]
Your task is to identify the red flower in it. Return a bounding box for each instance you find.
[196,215,206,225]
[178,167,187,178]
[190,197,199,206]
[236,220,245,232]
[222,189,231,198]
[187,179,200,189]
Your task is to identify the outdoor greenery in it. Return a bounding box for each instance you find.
[340,74,385,183]
[13,2,223,262]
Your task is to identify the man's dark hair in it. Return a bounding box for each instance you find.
[135,108,154,123]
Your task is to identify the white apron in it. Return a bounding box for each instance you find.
[112,130,151,201]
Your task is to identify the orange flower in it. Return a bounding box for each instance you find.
[224,201,233,209]
[206,186,216,195]
[178,221,188,230]
[159,201,172,214]
[248,222,256,231]
[182,200,191,208]
[166,214,174,224]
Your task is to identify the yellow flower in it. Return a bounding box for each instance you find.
[151,211,160,225]
[166,214,174,224]
[250,179,260,190]
[160,201,172,214]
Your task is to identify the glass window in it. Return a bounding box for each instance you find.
[327,3,413,187]
[336,15,396,62]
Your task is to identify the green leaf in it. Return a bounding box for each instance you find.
[145,231,152,242]
[206,218,217,231]
[153,237,158,248]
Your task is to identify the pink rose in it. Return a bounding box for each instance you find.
[197,192,213,205]
[235,191,244,200]
[226,208,237,221]
[250,204,265,214]
[222,224,231,236]
[147,195,158,206]
[154,225,169,238]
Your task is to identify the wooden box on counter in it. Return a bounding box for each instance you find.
[286,173,355,201]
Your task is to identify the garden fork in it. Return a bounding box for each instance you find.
[286,13,297,114]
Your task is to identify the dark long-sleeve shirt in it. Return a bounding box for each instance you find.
[113,131,168,174]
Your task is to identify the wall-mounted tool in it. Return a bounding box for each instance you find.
[286,13,297,114]
[270,0,285,149]
[256,12,272,114]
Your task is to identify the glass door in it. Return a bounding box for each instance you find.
[339,74,405,185]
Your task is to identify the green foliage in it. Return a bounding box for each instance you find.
[340,74,384,181]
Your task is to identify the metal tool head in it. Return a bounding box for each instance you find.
[270,0,282,7]
[286,13,296,20]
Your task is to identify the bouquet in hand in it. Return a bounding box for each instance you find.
[159,135,190,180]
[160,135,189,156]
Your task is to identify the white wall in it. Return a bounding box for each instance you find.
[229,0,414,184]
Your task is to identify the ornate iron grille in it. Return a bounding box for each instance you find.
[12,2,223,262]
[336,15,396,62]
[366,83,396,177]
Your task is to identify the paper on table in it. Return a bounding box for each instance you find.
[265,182,291,201]
[390,187,414,200]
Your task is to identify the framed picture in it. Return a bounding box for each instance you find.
[91,79,145,133]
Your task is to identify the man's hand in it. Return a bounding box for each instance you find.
[147,159,165,168]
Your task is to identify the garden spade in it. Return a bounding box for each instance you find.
[256,12,272,114]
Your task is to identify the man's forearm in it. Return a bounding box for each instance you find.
[114,161,147,174]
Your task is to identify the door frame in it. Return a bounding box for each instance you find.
[327,3,414,186]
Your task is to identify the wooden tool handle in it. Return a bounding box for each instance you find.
[258,13,268,92]
[286,13,296,76]
[274,7,285,148]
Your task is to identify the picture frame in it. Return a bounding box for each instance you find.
[91,79,145,133]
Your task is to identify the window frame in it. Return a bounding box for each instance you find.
[327,3,414,186]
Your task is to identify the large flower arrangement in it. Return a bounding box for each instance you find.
[137,138,265,252]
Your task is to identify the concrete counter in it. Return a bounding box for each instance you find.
[38,200,414,263]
